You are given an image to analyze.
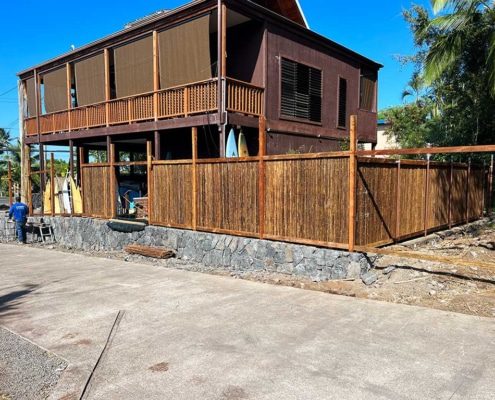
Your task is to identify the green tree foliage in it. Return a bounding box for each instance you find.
[383,1,495,159]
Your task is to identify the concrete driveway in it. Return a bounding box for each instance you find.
[0,243,494,400]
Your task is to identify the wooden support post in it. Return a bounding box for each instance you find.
[66,62,72,132]
[39,144,45,214]
[465,158,471,224]
[34,69,41,142]
[7,160,13,206]
[258,116,266,239]
[154,131,161,160]
[448,159,453,229]
[50,153,55,217]
[153,31,159,121]
[191,127,198,230]
[69,140,74,179]
[217,0,227,157]
[489,155,494,216]
[27,147,33,215]
[104,49,111,127]
[395,159,401,241]
[348,115,357,252]
[424,156,430,236]
[147,139,153,222]
[107,136,116,219]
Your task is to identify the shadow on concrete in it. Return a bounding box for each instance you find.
[0,284,39,318]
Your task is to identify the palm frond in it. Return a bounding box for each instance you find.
[487,30,495,96]
[423,32,463,84]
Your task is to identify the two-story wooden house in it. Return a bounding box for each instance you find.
[18,0,384,242]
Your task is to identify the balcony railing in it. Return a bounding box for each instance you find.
[24,78,264,137]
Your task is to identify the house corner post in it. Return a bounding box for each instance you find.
[348,115,357,252]
[50,153,55,217]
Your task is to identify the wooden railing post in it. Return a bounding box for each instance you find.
[489,155,494,216]
[127,98,132,123]
[7,160,13,206]
[50,153,55,217]
[104,49,111,127]
[191,127,198,230]
[184,86,189,117]
[348,115,357,252]
[258,116,266,239]
[153,31,159,121]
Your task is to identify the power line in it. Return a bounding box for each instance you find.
[0,86,17,97]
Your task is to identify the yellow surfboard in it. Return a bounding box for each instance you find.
[238,130,249,157]
[70,176,83,214]
[43,181,52,214]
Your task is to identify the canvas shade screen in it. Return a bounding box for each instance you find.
[159,14,212,89]
[74,53,106,106]
[360,76,376,111]
[114,36,154,98]
[26,78,37,117]
[43,67,68,113]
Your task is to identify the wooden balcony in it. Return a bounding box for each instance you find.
[25,78,264,137]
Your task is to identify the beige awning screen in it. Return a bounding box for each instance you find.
[74,53,106,106]
[43,67,67,113]
[25,78,37,117]
[159,14,212,89]
[114,35,154,98]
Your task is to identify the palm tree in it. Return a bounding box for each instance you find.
[422,0,495,94]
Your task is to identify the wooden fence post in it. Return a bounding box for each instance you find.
[465,158,471,224]
[424,155,430,236]
[7,160,13,206]
[50,153,55,217]
[79,147,85,214]
[448,159,453,229]
[192,127,198,230]
[348,115,357,252]
[108,136,116,219]
[395,159,401,241]
[488,155,493,216]
[147,139,153,223]
[27,148,33,215]
[258,116,266,239]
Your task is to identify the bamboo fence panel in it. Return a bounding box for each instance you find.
[197,161,259,234]
[469,167,485,219]
[397,165,427,237]
[81,165,112,218]
[426,165,450,229]
[451,167,468,224]
[355,162,397,246]
[264,157,349,244]
[151,163,193,228]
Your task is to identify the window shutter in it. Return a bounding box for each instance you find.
[338,78,347,128]
[281,58,321,123]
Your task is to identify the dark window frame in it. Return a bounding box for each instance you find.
[280,57,323,124]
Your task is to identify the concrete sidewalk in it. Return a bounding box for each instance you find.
[0,244,494,400]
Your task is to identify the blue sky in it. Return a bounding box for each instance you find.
[0,0,431,141]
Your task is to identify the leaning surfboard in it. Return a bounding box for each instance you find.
[62,177,72,214]
[70,176,83,214]
[43,181,52,214]
[238,130,249,157]
[226,128,238,158]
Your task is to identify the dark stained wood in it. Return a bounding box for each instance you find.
[348,115,357,252]
[192,127,198,230]
[258,116,266,238]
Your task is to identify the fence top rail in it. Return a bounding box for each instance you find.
[357,157,485,169]
[357,144,495,157]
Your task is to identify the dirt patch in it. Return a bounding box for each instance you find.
[149,362,169,373]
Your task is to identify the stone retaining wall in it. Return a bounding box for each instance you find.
[0,215,370,282]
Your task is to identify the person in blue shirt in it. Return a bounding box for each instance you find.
[8,196,29,244]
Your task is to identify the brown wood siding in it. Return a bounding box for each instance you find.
[81,165,112,218]
[265,24,377,144]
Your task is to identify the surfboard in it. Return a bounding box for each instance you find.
[70,176,83,214]
[226,128,238,158]
[43,182,52,214]
[62,176,71,214]
[54,179,61,214]
[238,130,249,157]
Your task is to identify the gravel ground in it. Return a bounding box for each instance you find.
[0,327,67,400]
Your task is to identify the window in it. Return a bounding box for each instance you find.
[281,58,322,123]
[338,77,347,128]
[360,73,376,111]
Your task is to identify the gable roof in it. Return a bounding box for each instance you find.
[251,0,308,27]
